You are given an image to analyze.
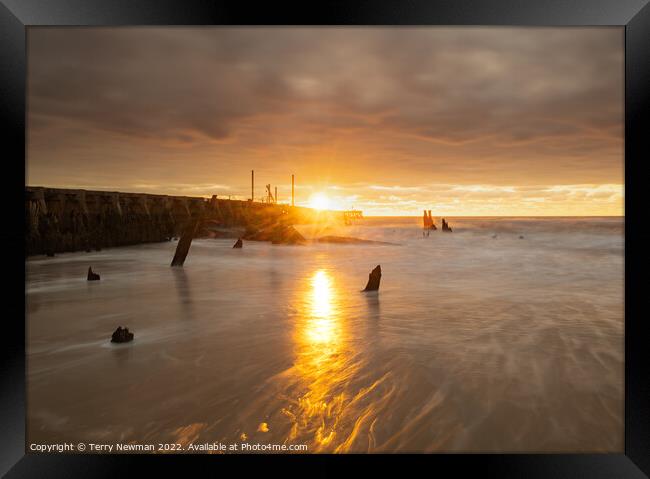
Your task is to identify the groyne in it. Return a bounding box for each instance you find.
[25,187,330,256]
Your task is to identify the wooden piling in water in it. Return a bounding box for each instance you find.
[170,218,200,266]
[363,265,382,291]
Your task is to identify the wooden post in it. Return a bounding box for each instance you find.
[291,174,295,207]
[275,186,278,204]
[363,265,382,291]
[171,218,199,266]
[251,170,254,202]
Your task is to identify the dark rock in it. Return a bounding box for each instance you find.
[233,238,243,248]
[245,224,306,245]
[519,235,524,239]
[111,326,134,343]
[271,225,306,245]
[87,266,100,281]
[441,218,453,232]
[363,265,382,292]
[45,250,55,257]
[492,234,498,239]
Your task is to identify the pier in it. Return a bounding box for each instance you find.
[25,187,360,255]
[343,209,363,225]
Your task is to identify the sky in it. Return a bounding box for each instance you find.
[27,27,624,216]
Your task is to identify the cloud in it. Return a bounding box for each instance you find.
[27,27,624,214]
[29,28,622,145]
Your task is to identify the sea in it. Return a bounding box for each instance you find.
[26,216,624,453]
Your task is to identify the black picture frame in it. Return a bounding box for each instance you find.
[2,1,649,477]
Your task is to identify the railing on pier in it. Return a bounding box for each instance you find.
[343,210,363,225]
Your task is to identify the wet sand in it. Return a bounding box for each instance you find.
[26,217,624,452]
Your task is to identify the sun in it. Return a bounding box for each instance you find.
[309,192,330,210]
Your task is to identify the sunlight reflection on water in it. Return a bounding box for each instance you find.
[289,269,356,450]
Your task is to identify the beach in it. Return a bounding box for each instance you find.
[26,216,624,452]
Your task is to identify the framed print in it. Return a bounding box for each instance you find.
[2,0,649,477]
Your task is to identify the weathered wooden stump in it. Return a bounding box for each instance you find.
[111,326,134,343]
[87,266,100,281]
[363,265,382,292]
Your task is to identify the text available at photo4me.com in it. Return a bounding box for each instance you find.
[29,442,309,453]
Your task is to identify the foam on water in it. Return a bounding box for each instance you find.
[26,217,623,452]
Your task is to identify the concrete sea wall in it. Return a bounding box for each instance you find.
[25,187,318,256]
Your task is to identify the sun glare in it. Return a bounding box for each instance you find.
[309,193,330,211]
